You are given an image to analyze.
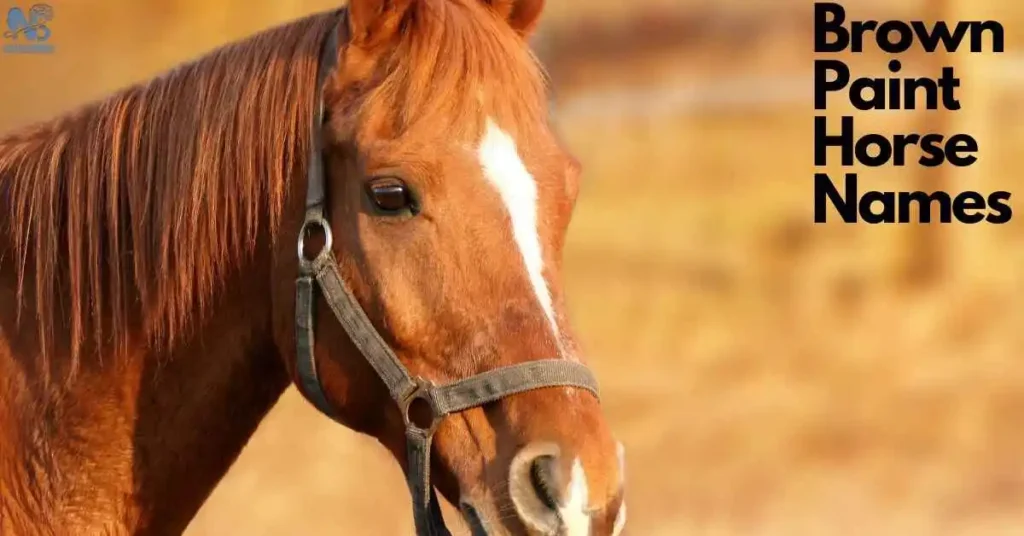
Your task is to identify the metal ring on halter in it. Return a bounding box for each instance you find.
[297,215,334,267]
[400,377,445,436]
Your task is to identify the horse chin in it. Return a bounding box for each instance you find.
[458,498,556,536]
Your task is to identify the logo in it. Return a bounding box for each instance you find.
[3,3,54,54]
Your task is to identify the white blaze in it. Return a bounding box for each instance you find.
[477,117,559,338]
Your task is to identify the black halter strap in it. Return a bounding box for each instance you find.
[294,12,600,535]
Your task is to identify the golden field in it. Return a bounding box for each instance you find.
[4,1,1024,534]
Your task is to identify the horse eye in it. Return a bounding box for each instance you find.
[366,178,414,213]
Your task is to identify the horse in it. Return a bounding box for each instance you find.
[0,0,626,534]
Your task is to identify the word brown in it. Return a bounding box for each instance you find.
[814,2,1004,54]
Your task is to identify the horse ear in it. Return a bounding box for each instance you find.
[346,0,414,47]
[482,0,545,37]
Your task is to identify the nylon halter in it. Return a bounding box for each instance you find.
[293,12,601,536]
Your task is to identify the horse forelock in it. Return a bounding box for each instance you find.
[345,0,549,143]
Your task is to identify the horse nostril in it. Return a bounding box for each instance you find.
[509,445,564,532]
[529,454,561,510]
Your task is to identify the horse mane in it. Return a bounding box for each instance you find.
[0,11,339,378]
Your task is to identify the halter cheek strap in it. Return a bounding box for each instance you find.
[294,12,601,536]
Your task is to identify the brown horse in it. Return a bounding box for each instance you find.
[0,0,626,534]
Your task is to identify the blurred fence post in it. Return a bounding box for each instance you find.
[898,0,952,290]
[945,0,1001,285]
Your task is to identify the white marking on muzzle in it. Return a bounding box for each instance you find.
[477,117,560,339]
[613,442,627,536]
[560,458,591,535]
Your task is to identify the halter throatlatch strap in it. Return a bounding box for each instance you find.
[294,11,601,536]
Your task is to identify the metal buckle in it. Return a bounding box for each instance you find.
[297,214,334,268]
[400,377,444,436]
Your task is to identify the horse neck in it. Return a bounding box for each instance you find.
[0,253,291,533]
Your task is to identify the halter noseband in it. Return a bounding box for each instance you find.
[293,12,600,535]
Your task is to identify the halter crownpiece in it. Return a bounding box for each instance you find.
[292,10,601,536]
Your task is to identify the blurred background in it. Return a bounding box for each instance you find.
[4,0,1024,534]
